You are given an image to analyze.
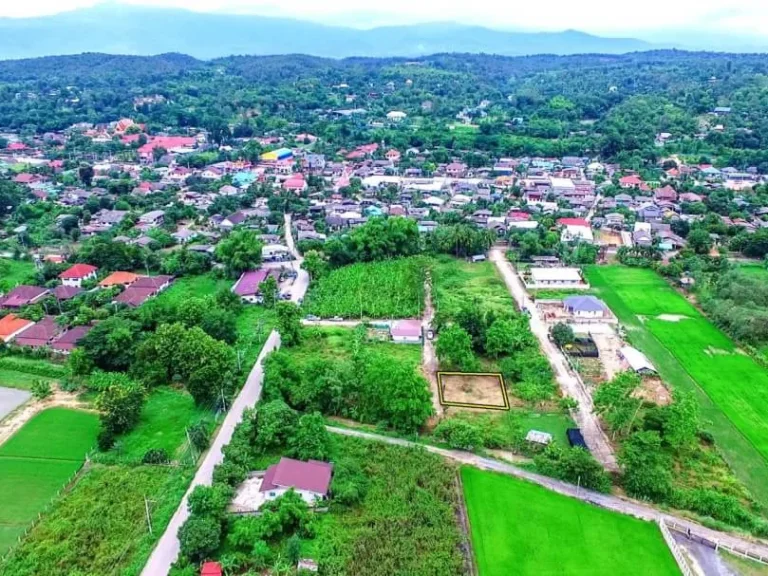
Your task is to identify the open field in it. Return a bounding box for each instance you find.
[294,326,423,368]
[0,464,193,576]
[0,408,99,555]
[432,255,513,318]
[303,257,426,319]
[96,387,209,464]
[461,467,680,576]
[153,272,230,303]
[735,263,768,280]
[587,265,768,506]
[0,259,36,291]
[0,369,57,391]
[439,372,509,409]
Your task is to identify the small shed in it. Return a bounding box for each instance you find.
[620,346,657,375]
[525,430,553,446]
[567,428,588,449]
[298,559,319,572]
[471,254,486,263]
[200,562,222,576]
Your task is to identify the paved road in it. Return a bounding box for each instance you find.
[489,248,618,471]
[141,216,309,576]
[0,387,31,421]
[328,426,768,561]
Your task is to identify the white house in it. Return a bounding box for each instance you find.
[390,319,423,344]
[563,295,608,319]
[138,209,165,227]
[386,111,407,122]
[59,264,98,287]
[529,267,584,287]
[259,458,333,507]
[262,243,292,261]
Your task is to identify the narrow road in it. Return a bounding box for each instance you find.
[141,216,309,576]
[489,248,618,471]
[328,426,768,562]
[421,272,442,417]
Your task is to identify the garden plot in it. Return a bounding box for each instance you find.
[438,372,510,410]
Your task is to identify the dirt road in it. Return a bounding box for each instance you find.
[328,425,768,563]
[489,248,618,471]
[421,273,442,418]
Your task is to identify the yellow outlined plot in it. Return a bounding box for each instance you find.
[437,371,510,410]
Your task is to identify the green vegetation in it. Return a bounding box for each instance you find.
[0,464,193,576]
[587,265,768,508]
[96,387,210,464]
[0,369,57,391]
[432,255,513,318]
[303,257,426,319]
[721,551,768,576]
[461,467,680,576]
[0,258,36,292]
[0,408,99,554]
[153,272,230,304]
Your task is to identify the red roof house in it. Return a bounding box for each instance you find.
[200,562,222,576]
[557,218,590,227]
[0,285,50,308]
[619,175,644,188]
[14,316,62,348]
[59,264,98,287]
[259,458,333,504]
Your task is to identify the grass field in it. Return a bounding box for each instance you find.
[461,467,680,576]
[153,272,230,303]
[432,255,514,318]
[97,387,210,464]
[303,257,427,319]
[0,464,193,576]
[0,259,36,291]
[0,369,57,391]
[736,263,768,280]
[0,408,99,554]
[587,265,768,506]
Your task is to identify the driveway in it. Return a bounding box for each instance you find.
[0,387,31,422]
[489,248,618,471]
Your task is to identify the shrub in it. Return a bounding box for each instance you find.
[31,379,53,399]
[179,514,222,562]
[188,420,211,451]
[433,419,484,450]
[142,448,170,464]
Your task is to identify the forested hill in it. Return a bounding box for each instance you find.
[2,50,768,169]
[0,5,652,60]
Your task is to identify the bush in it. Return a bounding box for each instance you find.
[142,448,170,464]
[179,514,222,562]
[188,420,211,451]
[534,444,612,493]
[31,379,53,399]
[97,428,115,451]
[433,419,484,450]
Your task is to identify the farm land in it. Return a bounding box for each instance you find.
[303,256,426,319]
[461,467,680,576]
[0,259,36,292]
[587,265,768,506]
[0,408,99,554]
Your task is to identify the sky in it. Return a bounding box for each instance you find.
[0,0,766,37]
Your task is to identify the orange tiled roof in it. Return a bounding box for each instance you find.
[0,314,34,339]
[99,271,140,287]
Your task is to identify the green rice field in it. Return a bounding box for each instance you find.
[0,408,99,553]
[461,467,679,576]
[587,265,768,506]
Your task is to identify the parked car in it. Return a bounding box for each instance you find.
[305,314,319,321]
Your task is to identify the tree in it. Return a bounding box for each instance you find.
[687,228,713,255]
[95,374,145,437]
[259,275,279,308]
[433,418,484,450]
[485,318,524,357]
[619,430,673,501]
[436,325,476,371]
[80,316,142,372]
[290,412,330,461]
[179,514,222,562]
[215,230,264,278]
[254,400,298,452]
[534,444,611,493]
[286,534,302,565]
[78,163,94,187]
[302,250,327,280]
[276,302,302,346]
[551,322,575,348]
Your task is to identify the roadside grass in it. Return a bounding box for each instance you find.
[0,464,193,576]
[721,550,768,575]
[586,265,768,507]
[461,467,680,576]
[96,387,210,464]
[0,369,57,391]
[0,408,99,555]
[0,259,36,291]
[432,255,514,319]
[303,257,427,319]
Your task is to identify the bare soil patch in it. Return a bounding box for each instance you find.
[657,314,689,322]
[632,377,672,406]
[438,373,509,410]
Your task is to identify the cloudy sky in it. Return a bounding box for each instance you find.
[0,0,765,37]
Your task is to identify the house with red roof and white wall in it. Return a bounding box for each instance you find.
[59,264,98,287]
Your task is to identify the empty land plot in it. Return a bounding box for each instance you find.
[461,467,680,576]
[0,259,36,291]
[0,408,99,554]
[587,265,768,506]
[303,257,426,319]
[431,255,514,318]
[439,372,509,409]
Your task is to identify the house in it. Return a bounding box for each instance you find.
[14,316,62,348]
[529,268,583,287]
[283,174,307,193]
[114,275,174,307]
[390,319,423,344]
[52,285,82,301]
[220,211,248,230]
[259,457,333,506]
[232,269,280,304]
[445,162,467,178]
[713,107,732,116]
[99,271,140,288]
[172,229,198,244]
[138,210,165,227]
[563,295,608,319]
[200,562,222,576]
[386,111,407,122]
[0,285,50,308]
[654,185,677,203]
[558,218,594,243]
[51,325,92,354]
[619,175,644,189]
[0,314,34,342]
[59,263,98,287]
[620,346,657,374]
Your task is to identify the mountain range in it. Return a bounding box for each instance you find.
[0,5,656,60]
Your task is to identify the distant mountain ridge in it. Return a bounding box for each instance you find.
[0,5,654,60]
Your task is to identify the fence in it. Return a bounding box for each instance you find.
[664,519,768,566]
[658,519,694,576]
